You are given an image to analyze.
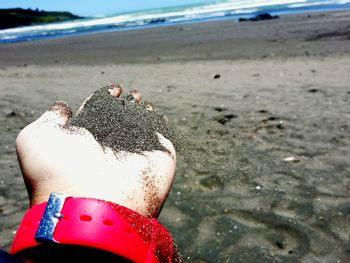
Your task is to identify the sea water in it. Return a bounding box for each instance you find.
[0,0,349,43]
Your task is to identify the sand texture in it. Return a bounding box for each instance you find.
[68,85,176,153]
[1,10,350,262]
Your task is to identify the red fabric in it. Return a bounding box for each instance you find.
[11,197,174,263]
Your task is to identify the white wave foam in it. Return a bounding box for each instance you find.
[289,0,349,7]
[0,0,349,42]
[1,35,17,40]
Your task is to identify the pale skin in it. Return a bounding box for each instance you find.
[15,87,176,218]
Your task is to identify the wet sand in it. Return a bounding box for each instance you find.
[1,10,350,262]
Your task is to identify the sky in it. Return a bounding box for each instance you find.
[0,0,216,17]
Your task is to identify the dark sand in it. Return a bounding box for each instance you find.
[68,85,176,153]
[1,10,350,262]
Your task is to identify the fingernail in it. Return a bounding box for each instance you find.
[108,83,123,97]
[144,102,155,111]
[126,90,142,103]
[49,101,72,118]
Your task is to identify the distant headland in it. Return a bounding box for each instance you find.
[0,8,82,30]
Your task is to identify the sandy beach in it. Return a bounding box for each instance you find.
[1,10,350,262]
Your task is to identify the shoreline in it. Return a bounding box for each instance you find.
[0,10,350,67]
[1,3,349,45]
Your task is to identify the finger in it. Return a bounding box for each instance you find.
[37,101,73,126]
[156,132,176,161]
[108,84,123,97]
[144,102,155,111]
[125,90,142,104]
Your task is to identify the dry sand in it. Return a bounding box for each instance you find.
[68,85,177,153]
[0,10,350,262]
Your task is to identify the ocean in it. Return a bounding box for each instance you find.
[1,0,350,44]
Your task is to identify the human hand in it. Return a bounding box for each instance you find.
[15,85,176,218]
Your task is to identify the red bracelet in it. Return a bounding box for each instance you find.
[11,193,174,263]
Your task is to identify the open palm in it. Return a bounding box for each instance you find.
[16,87,176,218]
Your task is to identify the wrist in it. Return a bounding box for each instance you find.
[29,190,157,218]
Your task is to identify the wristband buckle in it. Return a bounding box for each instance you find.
[35,192,69,243]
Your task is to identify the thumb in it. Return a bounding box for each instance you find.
[36,101,73,126]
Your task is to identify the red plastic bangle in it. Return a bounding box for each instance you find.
[11,193,174,263]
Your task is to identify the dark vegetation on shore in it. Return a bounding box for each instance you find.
[0,8,82,30]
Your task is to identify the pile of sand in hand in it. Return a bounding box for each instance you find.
[68,85,178,153]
